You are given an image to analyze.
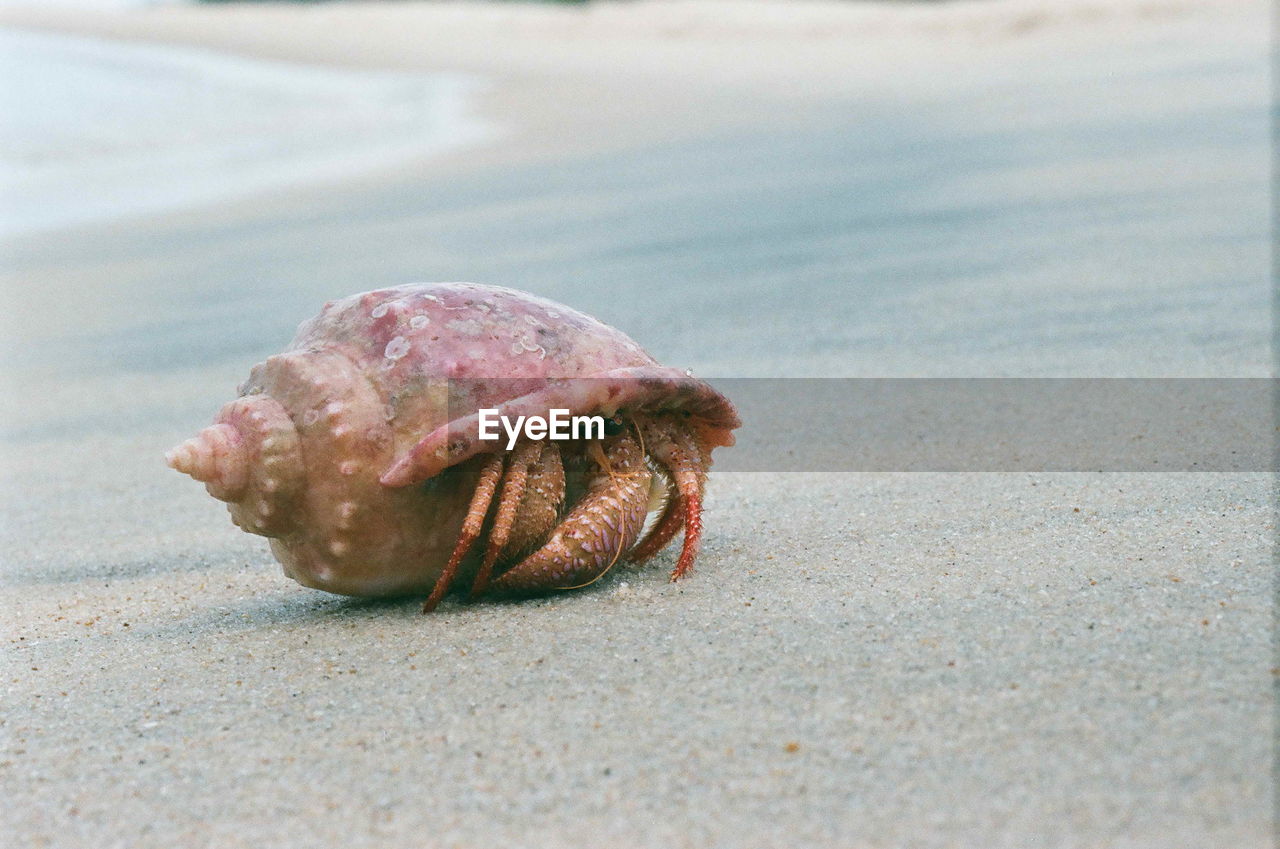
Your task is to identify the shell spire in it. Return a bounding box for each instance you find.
[167,394,306,538]
[166,423,249,500]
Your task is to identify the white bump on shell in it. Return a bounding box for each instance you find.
[384,336,411,360]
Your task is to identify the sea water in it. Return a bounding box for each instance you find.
[0,27,491,237]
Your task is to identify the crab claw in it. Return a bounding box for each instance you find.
[166,423,249,501]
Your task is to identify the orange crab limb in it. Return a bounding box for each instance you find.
[468,439,551,600]
[489,433,652,595]
[421,452,505,613]
[628,477,684,565]
[642,419,710,581]
[672,482,703,581]
[498,441,565,560]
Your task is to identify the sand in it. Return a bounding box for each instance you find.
[1,2,1272,847]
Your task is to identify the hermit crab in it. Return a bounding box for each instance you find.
[166,283,739,612]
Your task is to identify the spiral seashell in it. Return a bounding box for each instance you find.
[167,283,739,599]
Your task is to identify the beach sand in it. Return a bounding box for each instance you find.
[1,2,1272,847]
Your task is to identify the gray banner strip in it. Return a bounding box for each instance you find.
[709,378,1275,472]
[431,377,1275,472]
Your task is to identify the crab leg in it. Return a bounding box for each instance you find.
[421,452,505,613]
[641,419,710,581]
[488,433,652,595]
[495,441,566,560]
[468,440,565,600]
[628,477,684,565]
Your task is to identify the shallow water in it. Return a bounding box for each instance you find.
[0,28,489,237]
[2,29,1266,383]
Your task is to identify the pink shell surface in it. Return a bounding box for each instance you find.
[294,282,656,382]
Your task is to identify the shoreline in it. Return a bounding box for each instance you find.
[0,1,1265,180]
[1,28,493,238]
[0,0,1265,245]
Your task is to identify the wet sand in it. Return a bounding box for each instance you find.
[1,2,1272,847]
